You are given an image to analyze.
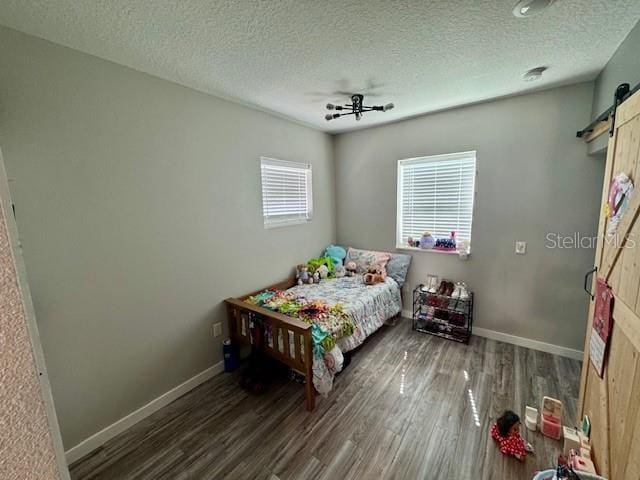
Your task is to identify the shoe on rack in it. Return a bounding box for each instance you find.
[458,282,469,300]
[444,281,455,297]
[451,284,461,299]
[426,275,439,293]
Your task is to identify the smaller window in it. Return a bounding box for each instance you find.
[397,151,476,247]
[261,157,313,228]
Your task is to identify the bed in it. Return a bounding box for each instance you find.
[224,250,410,411]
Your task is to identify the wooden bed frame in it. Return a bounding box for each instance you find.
[224,278,316,411]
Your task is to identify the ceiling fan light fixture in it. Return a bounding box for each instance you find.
[513,0,554,17]
[321,93,395,122]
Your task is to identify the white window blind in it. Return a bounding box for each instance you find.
[397,151,476,246]
[261,157,313,228]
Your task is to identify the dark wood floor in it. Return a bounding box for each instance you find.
[70,318,581,480]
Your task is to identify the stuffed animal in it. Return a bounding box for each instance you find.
[323,245,347,268]
[419,231,435,249]
[296,264,310,285]
[345,261,357,277]
[334,264,346,278]
[307,256,335,277]
[312,271,320,283]
[317,264,329,279]
[363,264,387,285]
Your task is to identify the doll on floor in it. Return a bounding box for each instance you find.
[490,410,534,461]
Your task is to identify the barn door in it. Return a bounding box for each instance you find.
[578,89,640,479]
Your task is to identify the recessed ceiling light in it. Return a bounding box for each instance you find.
[523,66,547,81]
[513,0,555,18]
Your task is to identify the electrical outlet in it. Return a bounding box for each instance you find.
[213,322,222,337]
[515,241,527,255]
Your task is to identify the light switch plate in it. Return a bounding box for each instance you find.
[213,322,222,337]
[515,241,527,255]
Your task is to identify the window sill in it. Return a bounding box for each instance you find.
[395,245,469,256]
[264,218,311,229]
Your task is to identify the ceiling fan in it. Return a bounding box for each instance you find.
[325,94,394,122]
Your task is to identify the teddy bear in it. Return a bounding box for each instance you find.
[363,264,387,285]
[296,264,310,285]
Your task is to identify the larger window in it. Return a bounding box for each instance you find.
[396,151,476,248]
[261,157,313,228]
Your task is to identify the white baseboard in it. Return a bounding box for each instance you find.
[65,361,224,465]
[401,310,583,361]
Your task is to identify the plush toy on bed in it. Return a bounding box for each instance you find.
[317,264,329,279]
[363,264,387,285]
[334,264,346,278]
[323,245,347,268]
[296,264,310,285]
[307,256,334,278]
[345,261,357,277]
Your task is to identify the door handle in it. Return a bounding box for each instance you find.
[584,266,597,300]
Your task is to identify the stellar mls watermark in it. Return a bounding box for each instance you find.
[545,232,636,249]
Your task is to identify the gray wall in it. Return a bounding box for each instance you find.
[588,20,640,154]
[592,20,640,118]
[335,83,602,351]
[0,27,335,449]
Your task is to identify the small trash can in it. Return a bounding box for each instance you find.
[223,339,239,372]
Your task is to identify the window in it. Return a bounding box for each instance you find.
[396,151,476,248]
[261,157,313,228]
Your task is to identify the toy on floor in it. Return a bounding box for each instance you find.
[578,431,591,459]
[525,405,538,431]
[569,449,597,475]
[534,454,605,480]
[540,396,563,440]
[363,264,387,285]
[563,426,580,455]
[490,410,534,461]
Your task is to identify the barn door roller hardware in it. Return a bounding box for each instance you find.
[609,83,631,136]
[577,82,637,141]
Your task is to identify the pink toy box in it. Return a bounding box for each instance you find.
[540,396,562,440]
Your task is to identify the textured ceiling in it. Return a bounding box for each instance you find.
[1,1,639,133]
